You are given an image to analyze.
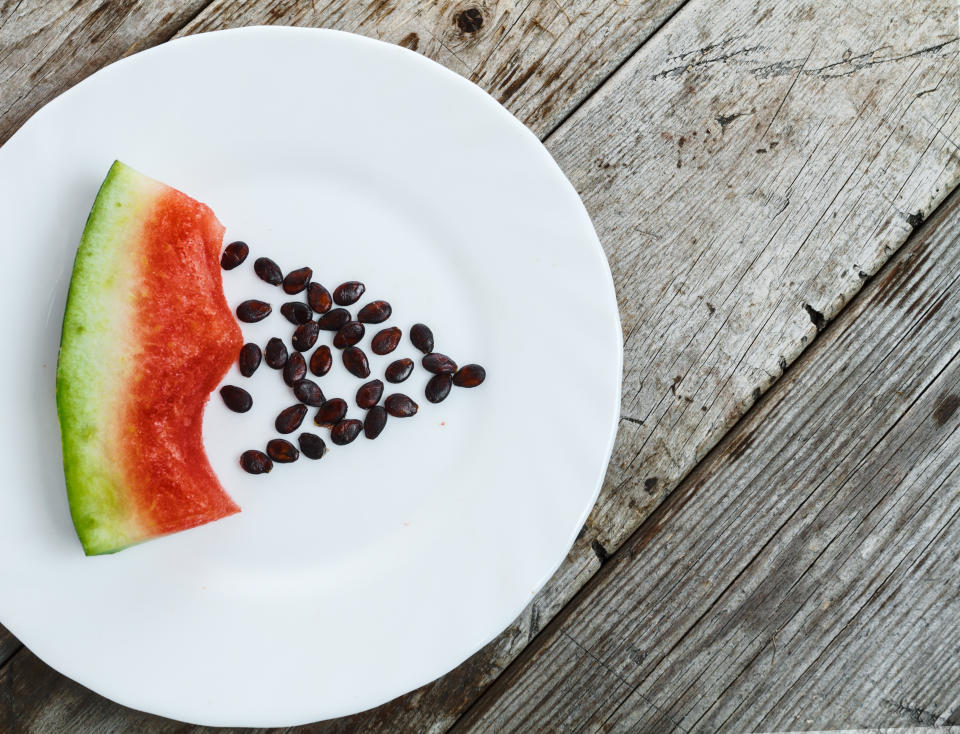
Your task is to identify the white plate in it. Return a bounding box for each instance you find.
[0,27,621,726]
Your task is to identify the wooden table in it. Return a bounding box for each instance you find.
[2,1,959,731]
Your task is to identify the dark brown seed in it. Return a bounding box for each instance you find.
[307,282,333,314]
[357,300,392,324]
[310,345,333,376]
[266,438,299,463]
[422,352,457,374]
[371,326,402,355]
[282,267,312,294]
[254,257,283,285]
[240,450,273,474]
[331,419,363,445]
[236,299,272,323]
[292,321,320,352]
[317,308,351,331]
[220,241,248,270]
[425,373,453,403]
[356,379,384,409]
[453,363,486,387]
[410,323,434,354]
[385,358,414,383]
[238,343,261,377]
[385,393,418,417]
[298,433,326,459]
[265,337,288,369]
[314,398,348,427]
[220,385,252,413]
[280,301,312,325]
[333,321,365,349]
[283,351,307,386]
[364,406,387,439]
[275,404,308,434]
[342,346,371,378]
[333,281,365,306]
[293,378,325,406]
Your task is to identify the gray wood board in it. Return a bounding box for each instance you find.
[177,0,689,139]
[454,187,960,732]
[0,626,21,670]
[0,0,213,146]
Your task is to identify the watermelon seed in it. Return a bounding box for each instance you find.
[266,438,299,463]
[309,345,333,376]
[357,300,392,324]
[364,406,388,439]
[410,323,434,354]
[333,321,365,349]
[280,301,312,325]
[238,343,262,377]
[371,326,402,355]
[314,398,348,428]
[317,308,351,331]
[385,358,414,384]
[254,257,283,285]
[422,352,458,375]
[220,385,252,413]
[265,337,288,369]
[307,282,333,314]
[331,419,363,445]
[292,321,320,352]
[282,267,313,295]
[425,373,453,403]
[220,241,248,270]
[240,450,273,474]
[275,404,308,434]
[385,394,419,417]
[356,379,384,409]
[236,299,272,323]
[454,364,487,388]
[293,378,325,407]
[283,351,307,386]
[298,433,327,459]
[333,281,365,306]
[342,346,371,378]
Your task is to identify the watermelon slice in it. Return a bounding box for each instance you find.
[56,162,242,555]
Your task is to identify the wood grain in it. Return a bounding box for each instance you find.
[455,187,960,731]
[177,0,688,139]
[0,0,213,146]
[0,627,21,670]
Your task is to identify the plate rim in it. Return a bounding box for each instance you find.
[0,25,623,725]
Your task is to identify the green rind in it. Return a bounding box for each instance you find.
[56,161,158,555]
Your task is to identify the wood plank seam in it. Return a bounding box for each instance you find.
[538,0,693,142]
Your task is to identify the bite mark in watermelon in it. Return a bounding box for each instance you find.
[57,161,242,555]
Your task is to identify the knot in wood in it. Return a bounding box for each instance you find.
[455,7,484,33]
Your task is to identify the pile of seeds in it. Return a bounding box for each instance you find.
[218,241,486,474]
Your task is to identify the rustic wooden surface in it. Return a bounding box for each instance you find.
[2,0,960,731]
[455,184,960,733]
[0,0,212,146]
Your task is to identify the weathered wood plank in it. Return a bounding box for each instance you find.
[454,187,960,731]
[177,0,688,139]
[0,626,21,670]
[0,0,213,146]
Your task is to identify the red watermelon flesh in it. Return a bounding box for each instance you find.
[57,161,242,555]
